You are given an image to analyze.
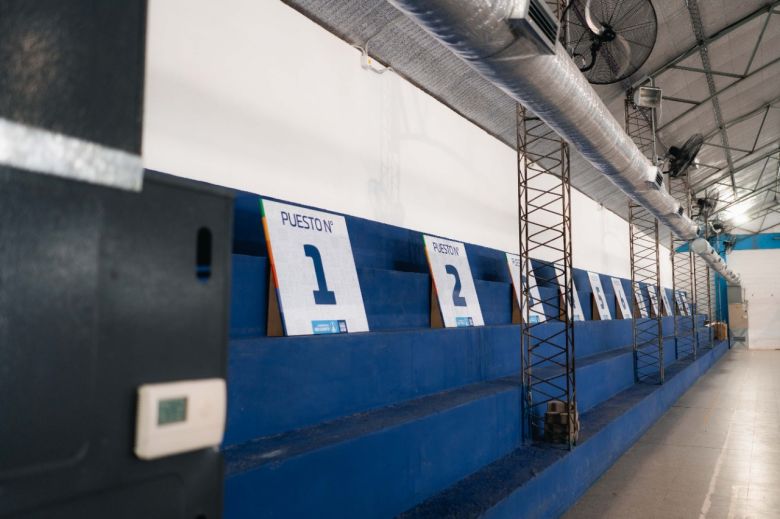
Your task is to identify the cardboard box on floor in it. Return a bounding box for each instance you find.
[713,322,728,341]
[729,303,748,330]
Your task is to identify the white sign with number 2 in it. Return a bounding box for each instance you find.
[424,235,484,328]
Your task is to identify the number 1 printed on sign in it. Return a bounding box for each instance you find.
[304,244,336,305]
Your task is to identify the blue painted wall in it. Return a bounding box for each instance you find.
[729,233,780,251]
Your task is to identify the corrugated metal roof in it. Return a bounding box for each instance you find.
[284,0,780,234]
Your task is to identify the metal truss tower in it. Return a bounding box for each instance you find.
[517,101,576,447]
[625,96,664,384]
[694,257,714,350]
[668,174,697,361]
[694,200,715,350]
[516,0,578,448]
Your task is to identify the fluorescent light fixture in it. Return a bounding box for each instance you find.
[633,86,663,109]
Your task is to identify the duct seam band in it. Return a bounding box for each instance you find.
[0,117,143,191]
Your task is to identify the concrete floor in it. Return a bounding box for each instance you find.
[564,345,780,519]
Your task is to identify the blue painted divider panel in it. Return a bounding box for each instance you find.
[475,279,513,325]
[230,255,268,338]
[226,325,521,443]
[225,385,521,519]
[575,349,634,412]
[357,267,431,330]
[226,317,662,446]
[535,285,560,319]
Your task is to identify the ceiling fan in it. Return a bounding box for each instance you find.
[564,0,658,84]
[667,134,704,178]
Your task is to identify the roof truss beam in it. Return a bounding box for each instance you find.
[693,145,780,193]
[639,2,780,81]
[670,65,743,78]
[685,0,737,196]
[657,56,780,134]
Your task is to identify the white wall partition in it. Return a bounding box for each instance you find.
[143,0,672,283]
[727,249,780,349]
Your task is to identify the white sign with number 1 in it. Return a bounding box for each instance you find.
[261,199,369,336]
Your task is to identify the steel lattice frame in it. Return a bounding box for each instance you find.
[625,103,657,160]
[626,98,665,384]
[694,257,714,350]
[668,174,697,361]
[694,202,715,350]
[517,102,576,447]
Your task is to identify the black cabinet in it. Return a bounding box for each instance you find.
[0,169,232,518]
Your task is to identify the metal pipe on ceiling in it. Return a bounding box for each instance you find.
[388,0,742,285]
[691,238,741,285]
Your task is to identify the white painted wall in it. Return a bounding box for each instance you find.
[727,249,780,349]
[142,0,672,283]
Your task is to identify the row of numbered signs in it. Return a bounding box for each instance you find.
[262,200,691,336]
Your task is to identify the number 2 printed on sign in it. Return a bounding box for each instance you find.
[445,264,467,307]
[304,244,336,305]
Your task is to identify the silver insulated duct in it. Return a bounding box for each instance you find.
[388,0,742,285]
[691,238,741,286]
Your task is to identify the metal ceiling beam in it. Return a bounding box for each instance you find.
[639,2,780,82]
[693,145,780,193]
[650,4,780,195]
[702,141,752,155]
[670,65,743,78]
[757,218,780,233]
[718,153,780,230]
[726,207,780,234]
[750,105,772,153]
[695,98,780,172]
[709,158,779,217]
[701,96,780,142]
[663,96,699,105]
[685,0,737,196]
[657,55,780,133]
[729,220,779,234]
[753,153,774,191]
[749,202,780,221]
[745,8,773,75]
[696,162,722,170]
[662,94,780,190]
